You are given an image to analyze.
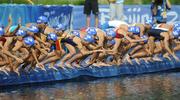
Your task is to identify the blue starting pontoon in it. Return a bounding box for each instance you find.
[0,53,180,86]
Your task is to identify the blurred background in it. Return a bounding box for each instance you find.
[0,0,180,5]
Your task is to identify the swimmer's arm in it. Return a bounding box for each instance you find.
[31,48,40,64]
[0,43,3,48]
[93,45,102,50]
[34,41,48,55]
[86,44,96,50]
[78,44,99,55]
[80,50,93,55]
[166,0,171,10]
[5,15,13,35]
[12,41,23,51]
[87,44,102,50]
[112,38,122,53]
[97,36,105,49]
[173,40,180,44]
[125,35,146,43]
[34,36,46,45]
[2,50,21,62]
[35,45,48,55]
[3,37,14,50]
[62,32,68,38]
[19,48,29,59]
[80,49,103,55]
[41,43,50,52]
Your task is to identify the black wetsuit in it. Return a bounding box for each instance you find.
[147,29,167,40]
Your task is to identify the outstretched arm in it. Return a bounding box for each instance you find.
[31,48,40,64]
[5,15,13,35]
[166,0,171,10]
[125,34,147,43]
[34,35,47,45]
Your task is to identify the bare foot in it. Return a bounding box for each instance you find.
[163,54,171,61]
[117,62,122,66]
[58,61,64,66]
[173,55,180,62]
[14,69,20,76]
[126,54,133,65]
[48,63,58,71]
[65,63,74,69]
[142,58,149,63]
[33,68,39,72]
[134,58,140,65]
[5,66,11,72]
[0,66,9,75]
[57,62,66,69]
[145,57,153,62]
[152,56,162,62]
[98,63,111,67]
[72,63,81,68]
[86,60,94,66]
[92,63,101,67]
[36,63,46,71]
[49,66,58,71]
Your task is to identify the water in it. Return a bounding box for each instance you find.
[0,72,180,100]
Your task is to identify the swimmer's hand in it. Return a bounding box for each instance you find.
[45,43,51,48]
[41,49,48,55]
[16,58,24,63]
[36,63,46,71]
[45,48,51,52]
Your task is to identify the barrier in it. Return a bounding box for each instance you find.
[72,5,180,29]
[0,4,73,29]
[0,52,180,86]
[0,5,179,30]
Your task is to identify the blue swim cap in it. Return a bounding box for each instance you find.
[16,29,27,37]
[106,30,116,38]
[23,36,35,46]
[107,39,116,45]
[84,34,95,43]
[172,29,180,38]
[174,23,180,28]
[27,25,39,33]
[9,25,18,33]
[173,23,180,32]
[72,30,80,37]
[47,33,57,41]
[86,27,97,36]
[54,24,66,31]
[0,27,5,36]
[128,26,140,35]
[145,18,154,26]
[37,16,48,24]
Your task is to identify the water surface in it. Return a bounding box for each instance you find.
[0,72,180,100]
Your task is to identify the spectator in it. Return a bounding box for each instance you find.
[108,0,124,20]
[84,0,99,27]
[151,0,171,24]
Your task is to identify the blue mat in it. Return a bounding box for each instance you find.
[0,54,180,86]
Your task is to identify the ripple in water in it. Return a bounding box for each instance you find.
[0,72,180,100]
